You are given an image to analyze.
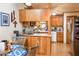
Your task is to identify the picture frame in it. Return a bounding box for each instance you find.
[0,12,10,26]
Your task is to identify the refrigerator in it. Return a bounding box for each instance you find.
[74,16,79,56]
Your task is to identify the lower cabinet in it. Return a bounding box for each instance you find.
[38,36,51,55]
[24,36,51,56]
[57,32,63,43]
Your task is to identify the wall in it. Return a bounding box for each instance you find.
[64,12,79,43]
[17,3,25,9]
[0,3,22,41]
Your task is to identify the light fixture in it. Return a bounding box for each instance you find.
[25,3,32,6]
[52,12,56,16]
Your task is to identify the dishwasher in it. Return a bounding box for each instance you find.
[51,31,57,42]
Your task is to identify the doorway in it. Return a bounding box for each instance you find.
[66,16,74,44]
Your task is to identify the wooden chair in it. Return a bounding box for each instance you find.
[23,38,39,56]
[26,45,39,56]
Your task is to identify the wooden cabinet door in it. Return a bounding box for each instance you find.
[51,15,63,26]
[27,36,38,47]
[38,36,51,56]
[57,32,63,43]
[31,9,41,21]
[26,9,41,21]
[41,9,50,21]
[19,9,51,22]
[45,37,51,55]
[51,16,56,26]
[19,9,26,22]
[56,16,63,26]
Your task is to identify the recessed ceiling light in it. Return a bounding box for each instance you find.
[52,13,56,16]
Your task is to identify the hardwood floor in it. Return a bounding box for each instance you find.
[51,43,74,56]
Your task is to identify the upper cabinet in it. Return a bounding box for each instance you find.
[51,15,63,27]
[19,9,26,22]
[41,9,51,21]
[26,9,41,21]
[19,9,51,22]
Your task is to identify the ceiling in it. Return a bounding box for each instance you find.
[18,3,79,14]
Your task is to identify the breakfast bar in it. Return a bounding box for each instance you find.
[24,33,51,56]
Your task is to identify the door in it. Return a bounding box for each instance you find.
[66,16,74,44]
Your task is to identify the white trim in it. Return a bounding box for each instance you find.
[64,14,66,43]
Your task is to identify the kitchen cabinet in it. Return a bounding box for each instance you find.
[41,9,51,21]
[51,15,63,27]
[27,9,41,21]
[57,32,63,43]
[19,9,51,34]
[38,36,51,55]
[24,36,51,56]
[22,21,36,27]
[19,9,51,22]
[19,9,41,22]
[22,22,30,27]
[26,36,38,47]
[19,9,26,22]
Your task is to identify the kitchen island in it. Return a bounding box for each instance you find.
[24,33,51,56]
